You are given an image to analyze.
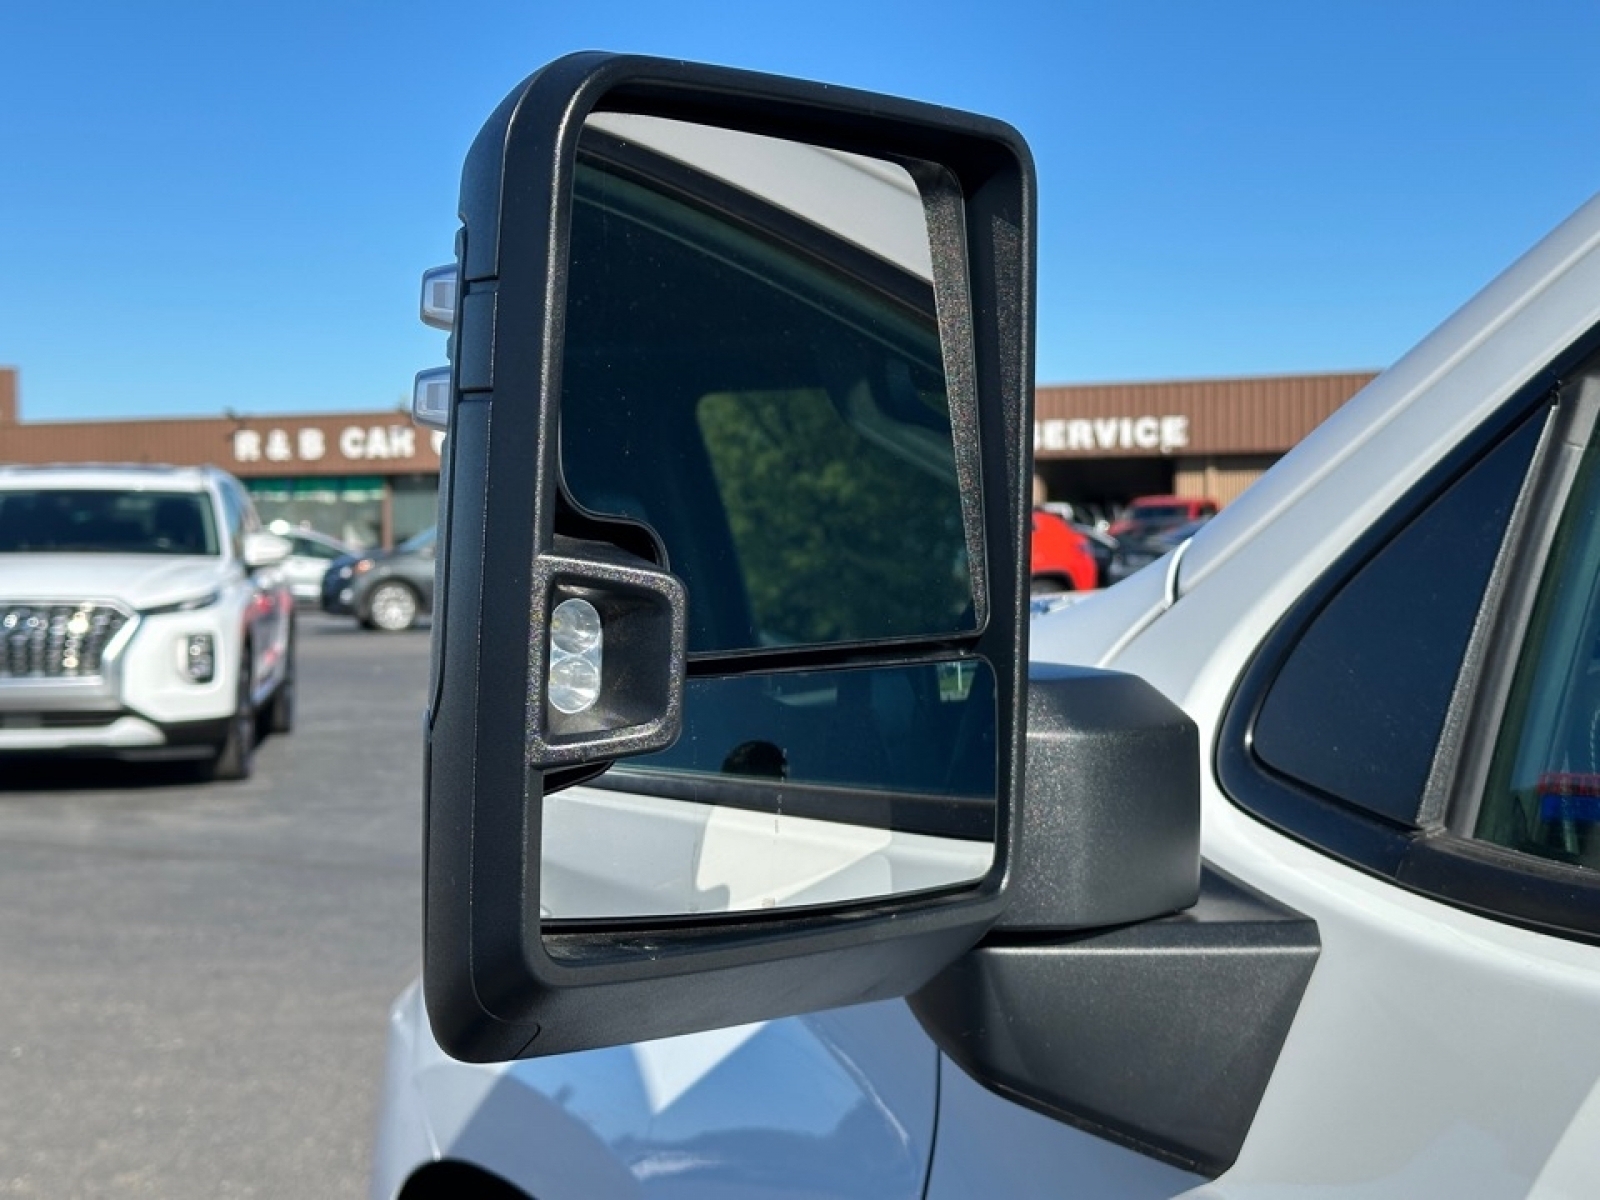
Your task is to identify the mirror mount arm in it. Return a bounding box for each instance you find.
[910,867,1319,1178]
[910,665,1320,1178]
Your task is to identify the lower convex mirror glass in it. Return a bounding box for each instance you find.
[540,659,997,919]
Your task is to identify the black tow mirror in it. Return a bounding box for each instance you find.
[420,53,1037,1062]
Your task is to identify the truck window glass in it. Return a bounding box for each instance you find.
[1252,413,1542,824]
[1481,427,1600,868]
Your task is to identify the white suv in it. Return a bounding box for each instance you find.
[0,464,296,779]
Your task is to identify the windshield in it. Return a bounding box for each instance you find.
[0,489,220,556]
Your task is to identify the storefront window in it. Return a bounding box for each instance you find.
[245,476,385,549]
[390,475,440,544]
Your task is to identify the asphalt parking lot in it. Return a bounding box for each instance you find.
[0,613,430,1198]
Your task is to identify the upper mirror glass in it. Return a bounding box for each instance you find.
[559,114,976,655]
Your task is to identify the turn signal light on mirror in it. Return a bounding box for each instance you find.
[414,264,459,430]
[412,367,451,431]
[420,264,458,330]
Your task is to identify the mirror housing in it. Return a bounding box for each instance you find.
[412,51,1282,1174]
[1000,664,1200,931]
[422,52,1038,1062]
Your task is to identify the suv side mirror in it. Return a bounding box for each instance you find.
[241,531,291,570]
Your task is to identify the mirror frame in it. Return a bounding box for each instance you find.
[424,51,1036,1062]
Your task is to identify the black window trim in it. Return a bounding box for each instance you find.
[1219,329,1600,943]
[1431,368,1600,839]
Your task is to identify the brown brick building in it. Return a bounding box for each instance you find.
[0,369,441,548]
[1032,371,1377,521]
[1,365,1378,541]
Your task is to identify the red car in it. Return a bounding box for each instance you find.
[1108,494,1218,539]
[1029,508,1099,594]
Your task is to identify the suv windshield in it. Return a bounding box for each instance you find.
[0,489,220,556]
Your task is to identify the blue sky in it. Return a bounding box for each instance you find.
[3,1,1599,421]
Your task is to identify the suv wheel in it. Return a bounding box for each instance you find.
[203,649,256,781]
[366,581,420,632]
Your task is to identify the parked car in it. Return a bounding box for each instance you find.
[377,52,1600,1200]
[321,526,435,632]
[1106,493,1217,539]
[268,522,357,607]
[1104,515,1212,585]
[0,464,295,780]
[1029,507,1100,593]
[1038,500,1117,586]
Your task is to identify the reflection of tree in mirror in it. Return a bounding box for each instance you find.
[698,388,971,646]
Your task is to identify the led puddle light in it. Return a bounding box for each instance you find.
[548,597,603,715]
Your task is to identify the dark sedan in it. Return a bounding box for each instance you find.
[321,526,435,631]
[1105,516,1212,585]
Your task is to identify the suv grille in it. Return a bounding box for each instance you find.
[0,603,133,679]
